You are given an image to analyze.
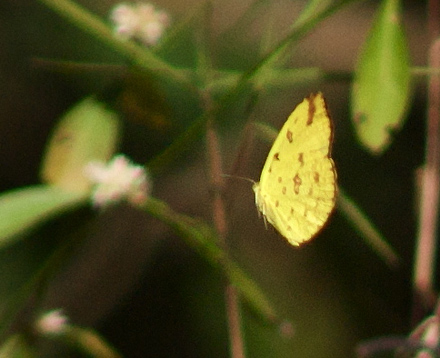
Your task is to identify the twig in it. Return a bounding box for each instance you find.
[225,285,245,358]
[428,0,440,41]
[37,0,195,91]
[205,95,246,358]
[412,36,440,320]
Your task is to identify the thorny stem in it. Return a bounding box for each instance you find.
[205,96,246,358]
[412,31,440,320]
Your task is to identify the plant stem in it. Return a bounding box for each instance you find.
[37,0,195,91]
[412,34,440,320]
[226,285,245,358]
[337,188,399,267]
[143,197,276,321]
[428,0,440,40]
[205,96,246,357]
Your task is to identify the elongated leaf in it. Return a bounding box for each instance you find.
[293,0,333,29]
[0,335,34,358]
[65,326,122,358]
[351,0,410,154]
[40,97,120,193]
[37,0,193,89]
[0,185,86,247]
[143,197,277,322]
[337,188,399,267]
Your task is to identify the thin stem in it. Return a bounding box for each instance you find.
[412,36,440,320]
[142,197,276,321]
[356,336,438,358]
[149,0,361,174]
[428,0,440,41]
[206,118,228,247]
[337,188,399,268]
[197,7,246,353]
[225,285,245,358]
[65,326,123,358]
[37,0,196,92]
[205,101,246,357]
[0,210,91,339]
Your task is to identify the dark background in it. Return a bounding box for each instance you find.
[0,0,431,357]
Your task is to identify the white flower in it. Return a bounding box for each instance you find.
[36,309,69,335]
[110,4,139,39]
[110,2,170,46]
[85,154,151,208]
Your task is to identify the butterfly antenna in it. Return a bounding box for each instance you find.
[221,173,256,185]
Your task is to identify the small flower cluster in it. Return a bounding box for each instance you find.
[36,309,69,335]
[110,2,170,46]
[85,155,151,208]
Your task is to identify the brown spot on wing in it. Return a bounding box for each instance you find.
[298,153,304,166]
[307,94,316,126]
[282,186,286,194]
[275,200,279,207]
[313,172,320,183]
[278,177,282,183]
[286,130,293,143]
[293,174,302,194]
[274,152,280,161]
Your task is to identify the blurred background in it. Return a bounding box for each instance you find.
[0,0,431,357]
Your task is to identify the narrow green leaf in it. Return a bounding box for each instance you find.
[219,0,270,41]
[351,0,411,154]
[207,67,325,95]
[194,2,213,80]
[143,197,277,322]
[40,97,120,193]
[149,1,361,173]
[337,188,399,267]
[293,0,333,30]
[66,326,122,358]
[0,185,86,247]
[0,335,35,358]
[37,0,195,90]
[253,121,279,144]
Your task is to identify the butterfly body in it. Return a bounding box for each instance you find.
[253,93,337,246]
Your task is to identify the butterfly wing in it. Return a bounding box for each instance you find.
[253,93,337,246]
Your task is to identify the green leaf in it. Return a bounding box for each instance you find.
[143,197,278,322]
[351,0,411,154]
[40,97,120,193]
[293,0,333,30]
[37,0,194,90]
[207,67,325,95]
[65,326,123,358]
[0,185,86,248]
[337,188,399,267]
[0,335,35,358]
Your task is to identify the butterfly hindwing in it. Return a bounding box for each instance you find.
[253,93,337,246]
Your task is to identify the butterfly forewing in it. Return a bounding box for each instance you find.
[254,93,337,246]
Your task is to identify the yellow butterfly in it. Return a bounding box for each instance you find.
[253,93,337,246]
